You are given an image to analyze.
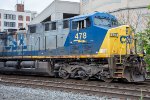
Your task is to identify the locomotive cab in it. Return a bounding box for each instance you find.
[68,12,119,55]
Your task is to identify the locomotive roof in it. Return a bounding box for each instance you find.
[71,12,117,21]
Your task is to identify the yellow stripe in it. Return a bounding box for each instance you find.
[0,54,109,59]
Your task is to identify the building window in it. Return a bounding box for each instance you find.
[12,15,16,20]
[51,22,56,30]
[10,22,16,27]
[45,23,50,31]
[4,14,6,19]
[4,22,16,27]
[0,13,1,19]
[26,16,30,21]
[4,14,16,20]
[18,23,23,28]
[18,15,23,21]
[4,22,6,27]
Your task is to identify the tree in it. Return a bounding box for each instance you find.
[136,6,150,71]
[148,5,150,9]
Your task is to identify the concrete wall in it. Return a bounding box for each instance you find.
[30,0,80,25]
[80,0,150,32]
[80,0,150,14]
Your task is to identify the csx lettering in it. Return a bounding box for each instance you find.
[120,36,132,44]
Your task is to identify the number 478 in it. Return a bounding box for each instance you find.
[75,32,87,40]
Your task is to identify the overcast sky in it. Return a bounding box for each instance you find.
[0,0,80,13]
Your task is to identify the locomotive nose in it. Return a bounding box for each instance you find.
[98,25,134,57]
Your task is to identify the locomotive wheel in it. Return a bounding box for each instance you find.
[102,78,113,83]
[78,70,89,81]
[59,69,70,79]
[81,75,89,81]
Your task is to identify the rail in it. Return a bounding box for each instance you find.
[0,75,150,100]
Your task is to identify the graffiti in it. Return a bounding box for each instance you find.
[5,34,27,50]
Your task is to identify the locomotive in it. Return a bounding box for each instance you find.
[0,12,146,82]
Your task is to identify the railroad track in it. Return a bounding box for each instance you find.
[0,75,150,100]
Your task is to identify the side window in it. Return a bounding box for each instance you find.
[63,20,69,29]
[30,26,36,33]
[51,22,56,30]
[45,23,49,31]
[86,18,91,27]
[78,20,84,29]
[72,18,91,30]
[72,21,78,30]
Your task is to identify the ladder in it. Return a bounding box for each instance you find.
[114,58,125,78]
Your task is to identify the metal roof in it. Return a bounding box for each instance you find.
[70,12,117,21]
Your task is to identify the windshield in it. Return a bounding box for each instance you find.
[94,16,119,27]
[94,17,110,26]
[112,20,119,26]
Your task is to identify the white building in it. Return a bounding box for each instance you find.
[29,0,150,32]
[30,0,80,25]
[80,0,150,32]
[80,0,150,14]
[0,3,37,32]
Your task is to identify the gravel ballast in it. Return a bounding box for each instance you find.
[0,84,120,100]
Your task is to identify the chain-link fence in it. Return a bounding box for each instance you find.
[110,7,150,33]
[109,7,150,55]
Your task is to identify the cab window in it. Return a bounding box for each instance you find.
[72,18,91,30]
[111,20,118,27]
[72,21,78,30]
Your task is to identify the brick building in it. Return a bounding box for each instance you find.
[0,3,37,32]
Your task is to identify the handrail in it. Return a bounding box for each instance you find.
[119,43,124,63]
[111,39,117,54]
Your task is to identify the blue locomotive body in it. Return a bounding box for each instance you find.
[0,12,116,57]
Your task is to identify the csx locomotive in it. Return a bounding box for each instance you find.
[0,12,146,82]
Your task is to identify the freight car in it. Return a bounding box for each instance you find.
[0,12,146,82]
